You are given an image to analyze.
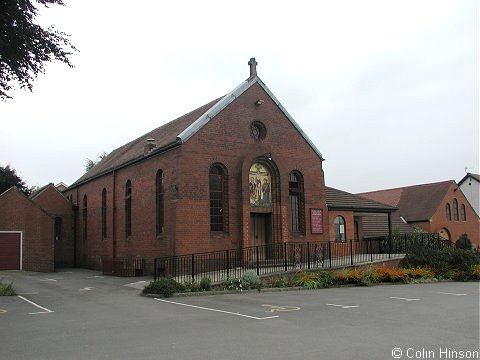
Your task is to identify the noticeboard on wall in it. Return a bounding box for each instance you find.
[310,208,323,234]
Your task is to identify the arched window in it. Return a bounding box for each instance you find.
[334,216,346,243]
[289,171,305,233]
[461,204,466,221]
[101,188,107,239]
[125,180,132,237]
[156,170,164,235]
[82,195,88,242]
[453,198,459,221]
[209,164,228,232]
[445,203,451,221]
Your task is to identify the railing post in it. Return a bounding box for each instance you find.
[328,241,332,268]
[226,250,230,280]
[284,243,287,272]
[191,253,195,282]
[256,246,260,275]
[369,239,373,262]
[388,235,392,259]
[350,240,354,265]
[307,242,311,269]
[154,258,157,281]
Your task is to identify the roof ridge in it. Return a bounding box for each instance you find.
[359,180,454,195]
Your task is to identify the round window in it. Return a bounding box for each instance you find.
[250,121,266,141]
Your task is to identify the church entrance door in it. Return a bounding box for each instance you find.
[250,213,272,257]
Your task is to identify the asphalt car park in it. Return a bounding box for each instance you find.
[0,269,478,360]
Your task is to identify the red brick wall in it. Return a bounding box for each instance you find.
[420,183,480,248]
[65,83,329,272]
[328,210,356,241]
[32,185,75,266]
[0,188,54,272]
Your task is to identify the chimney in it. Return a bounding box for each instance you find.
[144,138,156,155]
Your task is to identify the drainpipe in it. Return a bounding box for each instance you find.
[73,187,79,267]
[112,170,117,263]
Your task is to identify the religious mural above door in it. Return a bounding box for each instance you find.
[249,163,271,207]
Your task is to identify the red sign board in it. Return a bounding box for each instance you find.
[310,209,323,234]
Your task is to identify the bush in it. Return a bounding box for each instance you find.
[455,234,472,250]
[221,278,243,291]
[183,280,200,293]
[294,272,321,289]
[400,246,480,278]
[0,281,16,296]
[359,267,382,286]
[270,276,290,288]
[142,277,183,298]
[334,269,363,285]
[199,277,212,291]
[241,270,261,289]
[316,270,335,288]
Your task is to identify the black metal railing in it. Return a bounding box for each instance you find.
[153,233,452,283]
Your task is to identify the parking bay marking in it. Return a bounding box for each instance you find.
[17,296,54,315]
[155,298,279,320]
[262,304,301,313]
[390,296,420,301]
[326,304,360,309]
[438,292,467,296]
[0,309,6,314]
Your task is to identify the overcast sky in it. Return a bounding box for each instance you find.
[1,0,478,193]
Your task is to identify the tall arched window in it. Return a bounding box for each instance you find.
[209,164,228,232]
[101,188,107,239]
[461,204,466,221]
[125,180,132,237]
[156,170,164,235]
[334,216,346,243]
[453,198,459,221]
[82,195,88,242]
[289,171,305,233]
[446,203,451,221]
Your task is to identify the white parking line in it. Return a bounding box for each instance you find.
[155,298,279,320]
[17,296,54,315]
[438,292,467,296]
[390,296,420,301]
[326,304,360,309]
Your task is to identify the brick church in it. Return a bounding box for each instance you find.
[63,58,331,271]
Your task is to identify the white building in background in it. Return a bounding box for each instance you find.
[459,173,480,216]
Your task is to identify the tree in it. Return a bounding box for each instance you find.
[0,0,77,100]
[0,164,34,195]
[85,151,107,173]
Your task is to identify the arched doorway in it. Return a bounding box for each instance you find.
[439,228,450,241]
[247,158,281,252]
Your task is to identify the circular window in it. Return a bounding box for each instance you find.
[250,121,267,141]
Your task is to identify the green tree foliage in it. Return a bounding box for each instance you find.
[455,234,472,250]
[84,151,107,173]
[0,0,77,99]
[0,164,34,195]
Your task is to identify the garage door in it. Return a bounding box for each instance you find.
[0,232,22,270]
